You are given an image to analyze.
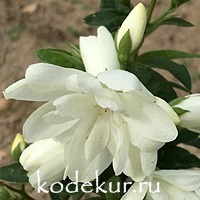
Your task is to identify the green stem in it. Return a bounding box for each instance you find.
[5,184,35,200]
[147,0,157,24]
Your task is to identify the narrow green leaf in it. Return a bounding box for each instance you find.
[35,48,84,71]
[187,138,200,149]
[137,57,191,91]
[127,62,177,101]
[169,96,187,106]
[100,0,130,12]
[161,17,194,27]
[137,50,200,62]
[118,30,132,64]
[158,145,200,169]
[0,163,28,183]
[169,82,189,92]
[84,10,127,32]
[173,107,189,116]
[171,128,199,145]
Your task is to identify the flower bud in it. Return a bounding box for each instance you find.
[11,133,27,161]
[172,94,200,133]
[156,97,180,125]
[116,3,147,53]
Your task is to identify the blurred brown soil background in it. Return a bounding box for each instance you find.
[0,0,200,199]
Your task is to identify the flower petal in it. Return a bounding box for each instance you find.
[20,138,64,174]
[28,153,65,188]
[23,101,78,142]
[154,170,200,191]
[80,26,120,76]
[3,63,86,101]
[53,93,98,118]
[85,110,110,164]
[80,147,112,182]
[123,145,146,182]
[108,112,129,175]
[140,151,157,177]
[97,70,152,94]
[122,93,178,144]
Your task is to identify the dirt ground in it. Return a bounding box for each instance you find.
[0,0,200,199]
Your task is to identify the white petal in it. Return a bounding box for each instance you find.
[97,26,120,71]
[185,192,200,200]
[64,105,100,180]
[3,63,86,101]
[28,153,65,188]
[85,110,110,163]
[122,93,178,144]
[154,170,200,191]
[80,147,112,182]
[80,35,101,76]
[108,112,129,175]
[80,26,120,76]
[20,138,64,174]
[123,145,146,182]
[95,90,125,111]
[53,93,98,118]
[23,101,78,142]
[148,179,184,200]
[97,70,142,93]
[140,151,157,177]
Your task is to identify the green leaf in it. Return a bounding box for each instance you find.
[173,107,189,116]
[170,0,190,8]
[0,186,16,200]
[100,0,130,12]
[104,176,121,200]
[169,96,187,106]
[158,145,200,169]
[171,128,199,145]
[137,50,200,61]
[169,82,189,93]
[160,17,194,27]
[35,48,85,70]
[187,138,200,149]
[127,62,177,101]
[84,10,127,32]
[136,57,191,91]
[118,30,132,64]
[0,163,28,183]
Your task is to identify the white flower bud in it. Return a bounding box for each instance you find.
[172,94,200,133]
[11,133,27,161]
[117,3,147,52]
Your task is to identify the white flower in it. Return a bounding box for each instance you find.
[20,138,65,187]
[122,169,200,200]
[116,3,147,52]
[3,63,178,187]
[80,26,120,76]
[3,26,178,188]
[172,94,200,133]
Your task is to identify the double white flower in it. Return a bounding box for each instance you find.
[122,169,200,200]
[172,94,200,133]
[4,25,178,188]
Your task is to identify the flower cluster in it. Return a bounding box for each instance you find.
[3,2,200,199]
